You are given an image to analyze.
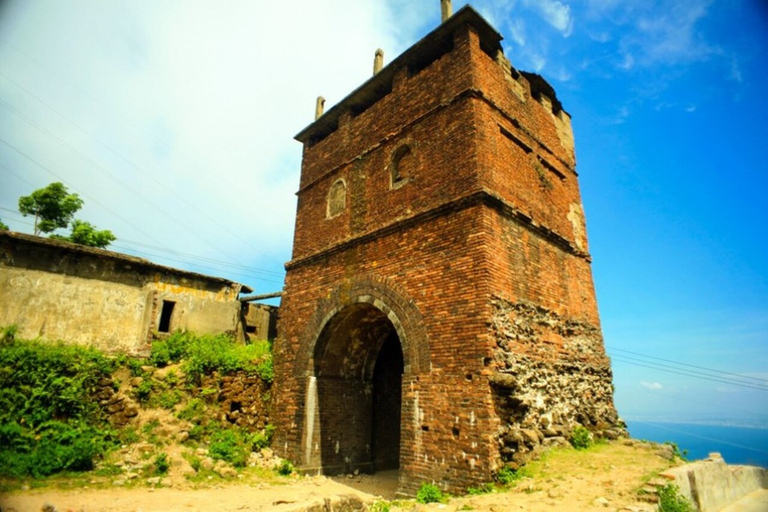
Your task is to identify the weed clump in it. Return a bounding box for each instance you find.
[417,482,447,504]
[570,426,594,450]
[658,484,693,512]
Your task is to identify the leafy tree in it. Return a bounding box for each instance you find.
[18,182,83,236]
[67,219,116,248]
[0,219,8,230]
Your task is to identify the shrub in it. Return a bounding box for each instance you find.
[149,332,191,367]
[209,428,249,468]
[570,426,593,450]
[496,465,527,485]
[181,335,272,385]
[158,390,182,410]
[665,441,688,461]
[276,459,294,476]
[658,484,693,512]
[0,336,117,477]
[154,453,170,474]
[177,398,206,423]
[249,425,275,451]
[1,324,18,345]
[127,357,145,377]
[134,379,154,403]
[416,483,445,504]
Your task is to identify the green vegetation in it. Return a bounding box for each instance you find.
[466,482,495,495]
[148,332,273,385]
[276,459,294,476]
[569,425,594,450]
[665,441,689,461]
[17,181,115,247]
[658,484,693,512]
[209,428,252,468]
[51,219,116,249]
[0,328,276,482]
[153,453,170,474]
[416,482,447,504]
[495,464,529,486]
[370,501,391,512]
[0,218,8,230]
[0,331,117,477]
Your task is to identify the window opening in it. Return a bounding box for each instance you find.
[158,300,175,333]
[327,179,347,218]
[391,145,413,187]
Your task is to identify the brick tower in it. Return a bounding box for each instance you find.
[273,5,622,495]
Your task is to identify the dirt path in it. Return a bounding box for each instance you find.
[0,441,677,512]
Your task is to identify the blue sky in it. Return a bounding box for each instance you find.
[0,1,766,427]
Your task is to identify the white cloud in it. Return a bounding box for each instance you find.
[526,0,574,37]
[622,1,716,67]
[0,0,401,291]
[508,18,527,46]
[641,381,663,390]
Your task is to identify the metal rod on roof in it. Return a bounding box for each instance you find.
[239,291,283,302]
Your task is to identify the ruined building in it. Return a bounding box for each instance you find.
[273,4,622,494]
[0,230,273,353]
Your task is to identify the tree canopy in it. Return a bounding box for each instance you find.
[17,182,116,248]
[18,182,83,236]
[0,219,8,231]
[52,220,116,249]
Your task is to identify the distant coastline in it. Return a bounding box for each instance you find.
[625,420,768,469]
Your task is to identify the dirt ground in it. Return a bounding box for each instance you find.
[0,440,678,512]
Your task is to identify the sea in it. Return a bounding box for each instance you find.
[625,420,768,469]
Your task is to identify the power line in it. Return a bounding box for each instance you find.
[610,352,768,389]
[0,136,165,247]
[608,346,768,384]
[609,354,768,392]
[118,238,285,277]
[0,66,284,268]
[111,242,284,287]
[0,97,248,266]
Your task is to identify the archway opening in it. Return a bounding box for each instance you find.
[312,303,404,475]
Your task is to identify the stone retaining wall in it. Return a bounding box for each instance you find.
[662,454,768,512]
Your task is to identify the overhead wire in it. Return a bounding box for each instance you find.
[608,354,768,392]
[0,136,168,246]
[0,61,285,268]
[0,97,249,266]
[608,346,768,384]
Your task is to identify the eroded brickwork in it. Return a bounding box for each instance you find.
[273,6,622,495]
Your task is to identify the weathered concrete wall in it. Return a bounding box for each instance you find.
[239,302,278,342]
[0,265,152,353]
[662,454,768,512]
[0,231,245,354]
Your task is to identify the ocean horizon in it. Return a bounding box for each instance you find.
[625,420,768,469]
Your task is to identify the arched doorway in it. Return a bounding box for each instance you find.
[311,303,404,475]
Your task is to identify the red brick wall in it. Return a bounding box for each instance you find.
[274,11,620,495]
